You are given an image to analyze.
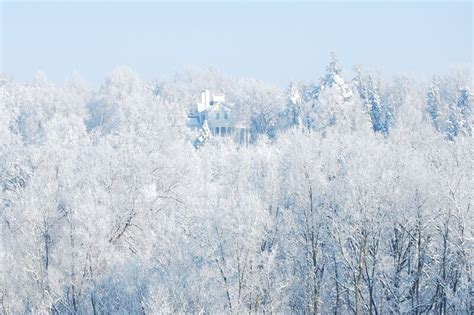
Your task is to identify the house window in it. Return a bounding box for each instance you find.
[221,127,226,135]
[216,113,220,119]
[215,127,219,135]
[224,112,228,119]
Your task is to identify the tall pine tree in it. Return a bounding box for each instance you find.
[426,76,442,132]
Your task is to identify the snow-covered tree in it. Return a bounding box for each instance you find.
[193,119,212,148]
[445,87,471,139]
[1,64,472,313]
[284,81,303,128]
[427,76,443,131]
[317,52,353,102]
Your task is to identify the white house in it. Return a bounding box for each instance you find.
[187,90,249,143]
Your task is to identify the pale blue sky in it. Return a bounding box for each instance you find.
[1,1,472,86]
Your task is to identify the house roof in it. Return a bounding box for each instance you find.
[186,115,201,127]
[207,102,233,112]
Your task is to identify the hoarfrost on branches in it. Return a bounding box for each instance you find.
[0,56,472,314]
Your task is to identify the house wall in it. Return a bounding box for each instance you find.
[191,91,249,144]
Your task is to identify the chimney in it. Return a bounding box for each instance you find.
[201,90,207,105]
[205,90,210,106]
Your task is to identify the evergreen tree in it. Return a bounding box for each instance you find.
[317,53,353,101]
[285,81,303,127]
[352,65,367,99]
[193,119,212,148]
[353,69,388,134]
[446,106,460,140]
[426,77,442,131]
[456,88,472,136]
[446,88,472,139]
[366,75,385,132]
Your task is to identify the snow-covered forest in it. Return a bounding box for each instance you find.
[0,56,472,314]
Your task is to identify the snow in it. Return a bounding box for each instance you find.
[0,57,472,314]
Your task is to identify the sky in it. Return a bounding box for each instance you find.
[1,1,472,87]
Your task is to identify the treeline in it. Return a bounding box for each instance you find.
[0,58,472,314]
